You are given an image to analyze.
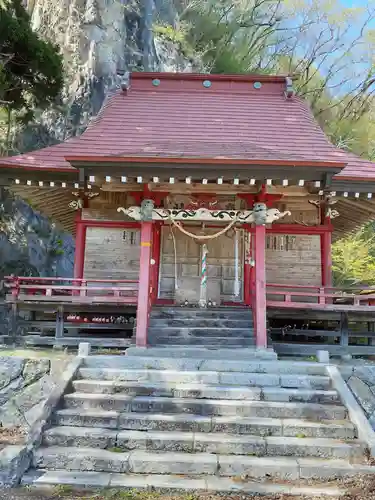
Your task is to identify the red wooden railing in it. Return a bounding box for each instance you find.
[5,276,139,304]
[266,283,375,308]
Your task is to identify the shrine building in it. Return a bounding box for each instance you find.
[2,72,375,354]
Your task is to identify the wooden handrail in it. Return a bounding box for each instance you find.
[5,276,138,284]
[16,284,138,292]
[267,283,375,292]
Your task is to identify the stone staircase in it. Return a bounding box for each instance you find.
[148,307,255,347]
[23,348,375,496]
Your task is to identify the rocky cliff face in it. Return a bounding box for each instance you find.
[0,188,74,282]
[1,0,192,287]
[17,0,192,149]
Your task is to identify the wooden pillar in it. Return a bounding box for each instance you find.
[73,212,86,280]
[151,222,161,304]
[254,224,267,348]
[340,312,349,347]
[244,230,252,306]
[321,228,333,287]
[135,221,153,347]
[55,305,64,348]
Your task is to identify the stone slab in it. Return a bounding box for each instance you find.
[64,393,133,412]
[54,409,120,429]
[129,450,218,475]
[118,412,212,432]
[43,426,117,448]
[218,455,299,480]
[262,387,339,404]
[34,446,130,473]
[193,433,266,455]
[22,470,346,496]
[282,418,356,439]
[265,436,364,459]
[110,473,207,491]
[117,430,194,452]
[279,374,330,390]
[22,469,111,487]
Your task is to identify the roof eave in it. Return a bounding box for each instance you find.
[65,155,346,170]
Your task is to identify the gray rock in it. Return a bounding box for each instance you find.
[0,446,31,487]
[22,359,51,385]
[353,366,375,386]
[0,357,24,389]
[13,374,55,414]
[0,376,24,406]
[348,375,375,415]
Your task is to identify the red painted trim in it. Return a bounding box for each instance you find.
[66,155,345,169]
[135,222,153,347]
[74,211,86,280]
[254,225,267,348]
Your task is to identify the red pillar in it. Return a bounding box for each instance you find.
[254,224,267,348]
[135,221,153,347]
[73,212,86,280]
[321,225,333,287]
[151,223,161,303]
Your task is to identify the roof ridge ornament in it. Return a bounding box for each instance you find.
[285,76,295,99]
[119,71,131,92]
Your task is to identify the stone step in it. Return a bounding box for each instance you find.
[148,337,255,346]
[72,379,339,403]
[82,356,326,375]
[21,469,346,497]
[63,393,347,420]
[149,318,253,328]
[43,427,363,459]
[33,447,368,478]
[148,327,254,337]
[54,409,356,439]
[151,311,253,320]
[125,347,277,360]
[78,367,331,389]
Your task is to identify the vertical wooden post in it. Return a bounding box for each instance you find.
[244,230,252,306]
[254,224,267,348]
[321,229,333,288]
[151,222,161,304]
[340,312,349,347]
[135,221,153,347]
[55,305,64,348]
[73,212,86,280]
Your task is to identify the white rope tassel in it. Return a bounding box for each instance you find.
[169,224,179,291]
[199,244,209,308]
[234,229,240,297]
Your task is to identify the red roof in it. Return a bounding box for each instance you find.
[0,72,373,180]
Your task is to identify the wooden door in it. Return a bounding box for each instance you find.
[158,226,244,303]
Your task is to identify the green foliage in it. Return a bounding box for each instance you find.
[332,227,375,287]
[0,0,63,153]
[153,23,194,57]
